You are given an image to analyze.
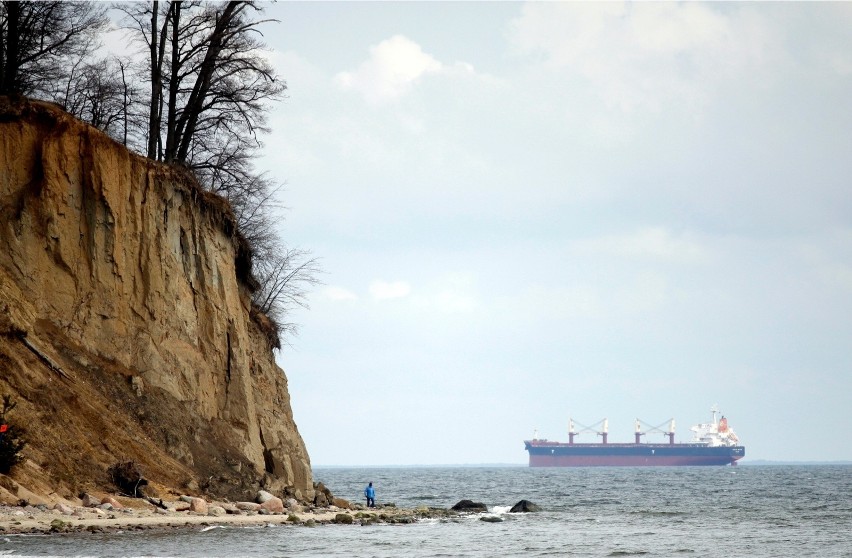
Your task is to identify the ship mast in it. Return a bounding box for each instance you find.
[570,418,609,444]
[634,419,645,444]
[636,417,677,444]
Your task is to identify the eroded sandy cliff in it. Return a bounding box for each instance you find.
[0,98,313,503]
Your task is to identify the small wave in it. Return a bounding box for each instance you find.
[415,495,439,500]
[200,525,226,533]
[490,506,512,514]
[608,551,649,556]
[629,510,685,516]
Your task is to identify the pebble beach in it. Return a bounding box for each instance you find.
[0,494,435,535]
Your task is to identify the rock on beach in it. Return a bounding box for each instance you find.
[189,498,208,514]
[259,497,284,513]
[256,490,275,504]
[0,491,489,535]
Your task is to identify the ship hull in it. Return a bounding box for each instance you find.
[525,442,745,467]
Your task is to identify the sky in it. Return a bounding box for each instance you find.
[243,2,852,466]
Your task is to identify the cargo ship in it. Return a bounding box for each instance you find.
[524,407,745,467]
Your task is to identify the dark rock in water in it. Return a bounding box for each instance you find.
[451,499,487,512]
[333,513,354,524]
[479,516,503,523]
[510,499,542,513]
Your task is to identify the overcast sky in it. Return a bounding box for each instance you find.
[251,2,852,465]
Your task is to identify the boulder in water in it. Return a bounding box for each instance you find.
[451,499,487,512]
[509,499,542,513]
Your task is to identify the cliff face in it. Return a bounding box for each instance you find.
[0,99,313,503]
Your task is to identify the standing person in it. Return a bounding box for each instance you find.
[364,481,376,508]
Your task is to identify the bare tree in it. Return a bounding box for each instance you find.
[251,247,323,346]
[118,1,284,167]
[0,1,317,346]
[116,2,319,346]
[55,56,141,144]
[0,1,106,96]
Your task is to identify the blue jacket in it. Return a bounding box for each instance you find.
[364,485,375,498]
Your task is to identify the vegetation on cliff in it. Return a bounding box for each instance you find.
[0,1,319,347]
[0,395,26,474]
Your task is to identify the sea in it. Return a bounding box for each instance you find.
[2,465,850,557]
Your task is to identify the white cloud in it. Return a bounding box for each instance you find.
[509,3,768,113]
[430,290,476,314]
[370,280,412,300]
[570,227,709,264]
[335,35,442,103]
[323,286,358,301]
[410,272,478,315]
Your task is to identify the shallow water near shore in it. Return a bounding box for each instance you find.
[3,464,850,557]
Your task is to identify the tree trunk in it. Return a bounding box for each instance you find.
[164,1,182,162]
[146,1,160,159]
[1,1,21,94]
[173,1,243,163]
[120,59,129,145]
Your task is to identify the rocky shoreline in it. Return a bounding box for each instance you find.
[0,491,542,535]
[0,465,542,536]
[0,500,452,536]
[0,491,488,536]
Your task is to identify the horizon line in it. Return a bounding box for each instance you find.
[312,460,852,468]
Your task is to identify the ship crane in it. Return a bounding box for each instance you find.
[635,418,676,445]
[568,418,609,445]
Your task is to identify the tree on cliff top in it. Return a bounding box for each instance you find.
[1,1,319,347]
[116,1,283,182]
[0,1,106,96]
[114,1,317,347]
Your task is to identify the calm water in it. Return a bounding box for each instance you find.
[3,465,851,557]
